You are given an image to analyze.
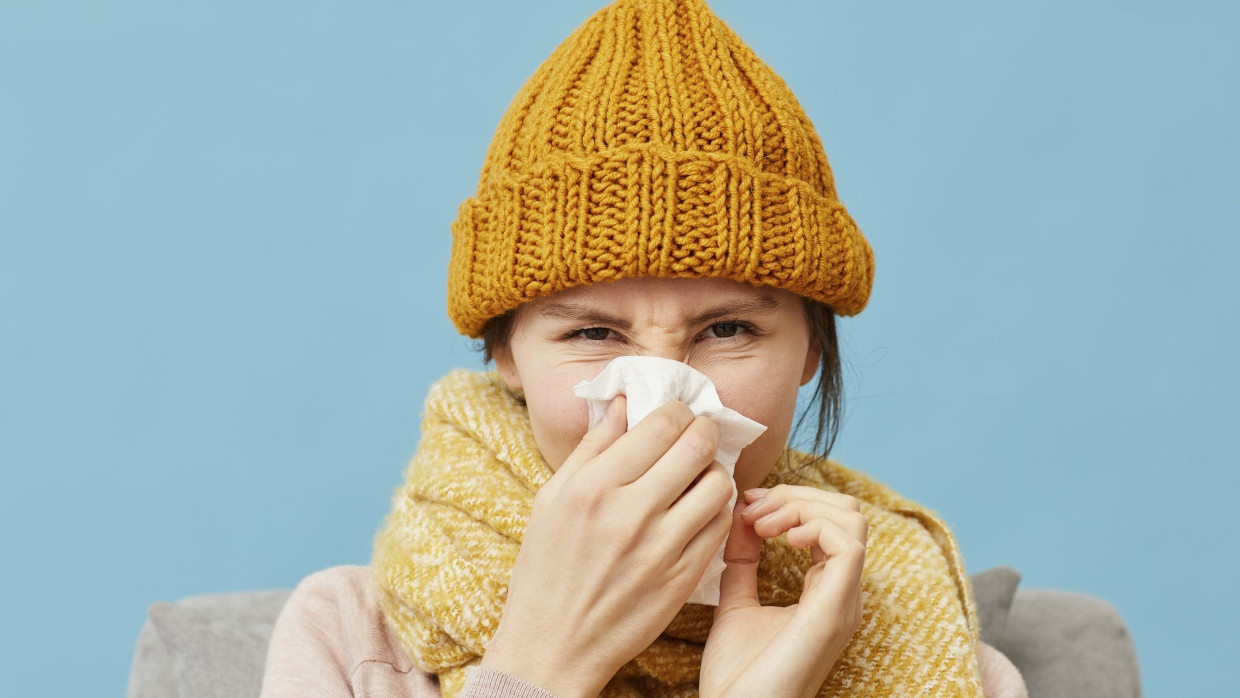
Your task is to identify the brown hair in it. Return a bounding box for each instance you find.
[478,299,843,459]
[797,300,843,458]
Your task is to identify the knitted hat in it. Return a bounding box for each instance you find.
[447,0,874,338]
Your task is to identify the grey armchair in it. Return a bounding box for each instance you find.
[127,566,1140,698]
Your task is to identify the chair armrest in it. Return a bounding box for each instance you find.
[126,589,291,698]
[998,589,1142,698]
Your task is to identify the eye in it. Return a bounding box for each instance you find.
[568,327,613,341]
[701,322,747,339]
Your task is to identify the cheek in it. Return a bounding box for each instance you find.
[523,383,592,472]
[730,413,796,492]
[712,360,803,434]
[711,366,804,490]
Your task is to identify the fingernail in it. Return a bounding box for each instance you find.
[588,398,624,433]
[606,397,626,421]
[743,488,768,501]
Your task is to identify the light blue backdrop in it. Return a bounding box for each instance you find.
[2,1,1236,695]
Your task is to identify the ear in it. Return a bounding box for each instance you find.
[493,346,523,392]
[800,335,822,387]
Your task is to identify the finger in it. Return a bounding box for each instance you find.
[752,505,868,551]
[741,484,861,520]
[551,395,629,489]
[595,401,699,486]
[560,395,627,466]
[786,515,867,561]
[789,518,866,628]
[741,487,768,504]
[664,460,734,528]
[674,498,733,585]
[638,415,722,508]
[743,493,868,546]
[716,501,763,614]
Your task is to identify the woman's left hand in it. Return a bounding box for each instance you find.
[699,485,869,698]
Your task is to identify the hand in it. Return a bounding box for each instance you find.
[699,485,869,698]
[483,397,735,698]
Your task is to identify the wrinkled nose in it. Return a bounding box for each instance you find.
[634,344,694,366]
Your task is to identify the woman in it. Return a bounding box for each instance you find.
[261,1,1026,695]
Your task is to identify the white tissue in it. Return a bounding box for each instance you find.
[572,356,766,605]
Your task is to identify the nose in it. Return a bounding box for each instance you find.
[632,342,694,366]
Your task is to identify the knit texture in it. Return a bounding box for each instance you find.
[373,371,982,697]
[447,0,874,338]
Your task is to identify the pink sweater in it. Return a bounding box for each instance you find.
[259,566,1025,698]
[259,566,553,698]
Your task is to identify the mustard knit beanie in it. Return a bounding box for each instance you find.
[447,0,874,338]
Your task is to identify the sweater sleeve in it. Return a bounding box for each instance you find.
[977,641,1028,698]
[459,667,558,698]
[259,565,439,697]
[259,565,555,698]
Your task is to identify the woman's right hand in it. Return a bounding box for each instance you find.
[481,396,735,698]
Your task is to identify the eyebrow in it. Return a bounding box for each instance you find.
[538,293,784,328]
[686,294,783,326]
[538,304,632,330]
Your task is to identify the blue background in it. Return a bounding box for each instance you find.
[3,1,1237,695]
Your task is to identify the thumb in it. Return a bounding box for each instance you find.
[716,500,762,615]
[554,395,627,482]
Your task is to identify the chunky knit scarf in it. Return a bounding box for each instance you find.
[373,371,983,697]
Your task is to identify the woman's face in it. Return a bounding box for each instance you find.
[493,277,819,493]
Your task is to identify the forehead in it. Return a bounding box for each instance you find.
[522,277,797,319]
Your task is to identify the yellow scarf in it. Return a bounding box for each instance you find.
[373,370,983,697]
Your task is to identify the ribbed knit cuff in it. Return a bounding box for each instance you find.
[448,143,872,337]
[460,666,560,698]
